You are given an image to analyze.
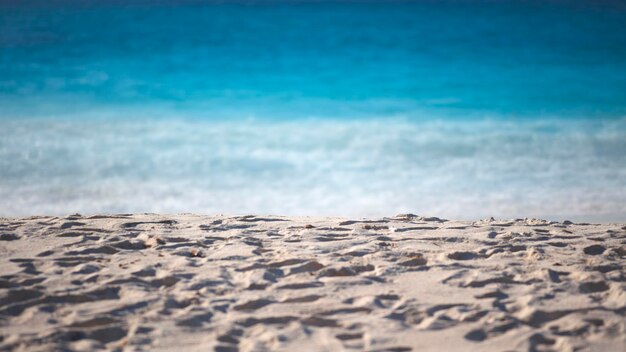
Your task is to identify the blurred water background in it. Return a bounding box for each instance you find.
[1,0,625,221]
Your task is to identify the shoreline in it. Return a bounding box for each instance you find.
[1,214,625,351]
[2,117,626,223]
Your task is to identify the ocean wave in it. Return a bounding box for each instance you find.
[1,116,625,221]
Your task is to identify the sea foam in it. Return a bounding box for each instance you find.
[1,116,624,222]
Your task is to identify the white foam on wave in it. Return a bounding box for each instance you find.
[1,116,625,222]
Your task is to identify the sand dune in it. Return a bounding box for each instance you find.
[0,214,624,351]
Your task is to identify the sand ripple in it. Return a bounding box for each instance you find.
[0,214,625,351]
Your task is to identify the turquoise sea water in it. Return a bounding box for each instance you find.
[1,1,625,221]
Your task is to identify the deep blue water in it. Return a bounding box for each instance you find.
[2,0,626,118]
[1,1,625,220]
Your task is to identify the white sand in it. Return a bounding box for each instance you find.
[0,214,624,351]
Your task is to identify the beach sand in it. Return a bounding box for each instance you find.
[0,214,624,351]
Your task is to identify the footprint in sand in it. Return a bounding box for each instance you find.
[447,251,481,260]
[398,254,428,267]
[0,234,20,241]
[583,245,606,255]
[578,281,610,293]
[318,264,375,277]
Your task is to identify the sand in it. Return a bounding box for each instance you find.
[0,214,624,351]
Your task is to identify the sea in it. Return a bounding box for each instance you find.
[1,0,625,221]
